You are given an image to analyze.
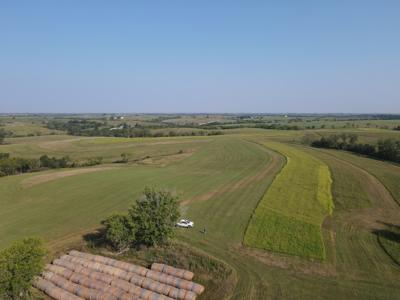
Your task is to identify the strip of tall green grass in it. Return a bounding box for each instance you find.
[244,142,333,260]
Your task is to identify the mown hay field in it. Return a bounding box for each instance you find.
[2,130,400,299]
[0,136,272,247]
[244,142,334,259]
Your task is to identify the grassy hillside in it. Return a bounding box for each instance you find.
[1,130,400,299]
[244,142,333,259]
[1,135,213,162]
[0,137,272,247]
[316,149,400,205]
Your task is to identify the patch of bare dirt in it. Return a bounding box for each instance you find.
[233,244,337,277]
[21,166,119,188]
[138,151,194,167]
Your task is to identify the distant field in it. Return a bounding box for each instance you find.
[2,122,62,136]
[244,142,333,259]
[1,135,213,162]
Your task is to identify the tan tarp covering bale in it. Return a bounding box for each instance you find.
[45,265,140,300]
[151,264,194,281]
[60,255,178,299]
[68,251,204,296]
[48,263,172,300]
[33,277,84,300]
[69,251,149,276]
[41,271,119,300]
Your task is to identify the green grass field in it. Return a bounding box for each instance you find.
[1,127,400,299]
[0,136,272,246]
[317,149,400,205]
[244,142,333,259]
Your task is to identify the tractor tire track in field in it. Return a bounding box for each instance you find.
[180,145,283,207]
[21,166,121,188]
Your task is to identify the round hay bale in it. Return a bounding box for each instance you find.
[151,263,165,273]
[190,283,204,295]
[111,278,130,292]
[129,274,144,286]
[182,271,194,281]
[141,278,154,290]
[159,284,171,296]
[177,280,192,291]
[128,285,143,296]
[165,275,177,286]
[148,281,161,294]
[140,288,153,300]
[74,285,90,299]
[182,290,196,300]
[168,287,180,299]
[177,289,187,300]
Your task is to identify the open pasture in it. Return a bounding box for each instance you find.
[0,136,273,247]
[1,129,400,299]
[244,142,334,259]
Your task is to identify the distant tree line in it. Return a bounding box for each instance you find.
[46,119,223,138]
[311,134,400,163]
[254,123,301,130]
[0,153,103,177]
[0,128,10,144]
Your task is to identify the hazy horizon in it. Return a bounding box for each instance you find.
[1,1,399,113]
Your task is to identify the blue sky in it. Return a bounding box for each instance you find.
[1,1,399,113]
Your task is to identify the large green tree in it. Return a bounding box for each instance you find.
[0,238,46,300]
[129,187,180,246]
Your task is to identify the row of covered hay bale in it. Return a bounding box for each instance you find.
[41,270,123,300]
[58,255,195,300]
[44,265,144,300]
[46,264,165,300]
[68,251,204,295]
[69,250,148,276]
[151,264,194,281]
[49,261,173,300]
[33,277,83,300]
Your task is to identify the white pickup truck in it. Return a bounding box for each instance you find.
[176,219,194,228]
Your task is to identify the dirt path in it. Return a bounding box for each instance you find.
[21,166,120,188]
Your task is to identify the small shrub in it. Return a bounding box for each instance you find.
[101,214,136,251]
